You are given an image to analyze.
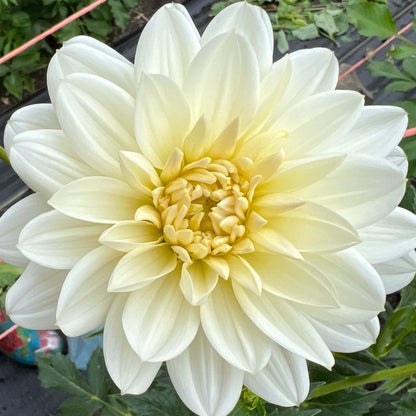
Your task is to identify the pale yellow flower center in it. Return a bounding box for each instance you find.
[153,158,254,261]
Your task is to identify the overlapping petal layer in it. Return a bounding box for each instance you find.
[3,2,416,416]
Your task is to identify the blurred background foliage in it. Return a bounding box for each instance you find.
[0,0,138,99]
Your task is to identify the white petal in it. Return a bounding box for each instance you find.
[340,106,407,157]
[167,329,244,416]
[266,202,360,253]
[373,250,416,294]
[388,146,408,176]
[201,279,272,373]
[301,249,386,324]
[104,295,161,395]
[244,252,339,307]
[257,154,345,194]
[0,193,50,267]
[227,254,262,295]
[134,3,200,86]
[56,246,122,336]
[108,244,177,292]
[10,129,97,197]
[135,74,191,169]
[307,316,380,353]
[180,261,219,305]
[49,176,143,223]
[4,104,59,156]
[201,2,273,77]
[266,48,338,120]
[276,90,364,159]
[245,345,309,407]
[232,281,334,368]
[48,35,134,102]
[18,210,106,269]
[298,155,406,228]
[56,73,138,178]
[123,274,200,362]
[357,207,416,263]
[6,263,67,329]
[183,33,259,139]
[99,220,162,252]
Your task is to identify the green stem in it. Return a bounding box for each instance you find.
[309,362,416,399]
[396,34,416,48]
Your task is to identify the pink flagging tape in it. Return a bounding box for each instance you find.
[338,21,414,81]
[404,127,416,137]
[0,0,107,65]
[0,324,18,341]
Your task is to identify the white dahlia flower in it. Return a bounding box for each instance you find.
[1,2,416,414]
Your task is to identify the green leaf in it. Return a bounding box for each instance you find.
[367,61,411,81]
[307,390,382,416]
[0,145,10,165]
[394,100,416,128]
[11,11,30,27]
[84,19,112,39]
[87,346,115,398]
[392,391,416,415]
[389,44,416,60]
[108,0,129,29]
[314,11,337,37]
[0,262,22,287]
[122,0,138,9]
[272,409,321,416]
[276,30,289,54]
[292,24,319,40]
[4,72,23,98]
[347,3,397,40]
[385,80,416,93]
[403,57,416,79]
[37,353,91,396]
[59,397,101,416]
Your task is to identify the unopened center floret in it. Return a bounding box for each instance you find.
[153,159,251,260]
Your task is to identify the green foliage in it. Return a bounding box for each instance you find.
[210,0,397,53]
[0,0,139,99]
[0,262,22,309]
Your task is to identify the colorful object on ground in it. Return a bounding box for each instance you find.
[0,309,65,365]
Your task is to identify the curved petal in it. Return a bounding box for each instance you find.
[167,329,244,416]
[232,281,334,368]
[373,250,416,294]
[56,246,123,336]
[265,48,338,121]
[99,220,162,252]
[48,35,134,103]
[55,73,138,178]
[244,344,309,407]
[266,202,360,254]
[307,316,380,353]
[135,74,191,169]
[357,207,416,263]
[123,273,200,362]
[134,3,200,86]
[340,105,407,157]
[298,155,406,229]
[244,252,339,307]
[10,129,97,197]
[108,244,177,292]
[227,254,262,295]
[18,210,106,269]
[6,263,67,329]
[201,2,273,77]
[104,295,161,395]
[201,279,272,373]
[183,33,259,139]
[0,193,51,267]
[276,90,364,159]
[300,249,386,324]
[180,261,219,305]
[4,104,59,156]
[49,176,144,223]
[387,146,408,176]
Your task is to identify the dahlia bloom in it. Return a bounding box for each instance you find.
[1,2,416,414]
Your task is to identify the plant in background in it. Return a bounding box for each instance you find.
[0,0,138,99]
[1,1,416,415]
